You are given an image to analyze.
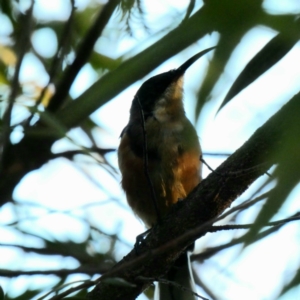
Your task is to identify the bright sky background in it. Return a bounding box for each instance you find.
[1,0,300,299]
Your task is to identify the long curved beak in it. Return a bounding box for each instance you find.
[176,46,216,75]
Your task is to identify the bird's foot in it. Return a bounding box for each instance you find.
[134,228,151,255]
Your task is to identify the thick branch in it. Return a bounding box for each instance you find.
[87,92,300,299]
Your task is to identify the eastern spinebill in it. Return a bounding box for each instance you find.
[118,47,215,300]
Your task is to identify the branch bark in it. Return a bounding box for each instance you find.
[87,92,300,299]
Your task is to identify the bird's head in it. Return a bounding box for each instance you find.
[130,47,215,121]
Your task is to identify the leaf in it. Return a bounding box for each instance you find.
[195,32,245,118]
[4,289,41,300]
[26,108,69,139]
[245,115,300,245]
[280,266,300,297]
[218,31,299,112]
[182,0,196,22]
[0,286,4,300]
[90,52,122,71]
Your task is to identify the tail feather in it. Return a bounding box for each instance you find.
[156,252,196,300]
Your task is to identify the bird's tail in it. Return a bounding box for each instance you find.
[156,251,196,300]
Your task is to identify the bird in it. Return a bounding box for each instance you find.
[118,47,215,300]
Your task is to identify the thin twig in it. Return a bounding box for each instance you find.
[45,280,96,300]
[209,212,300,232]
[47,0,121,112]
[0,1,34,171]
[26,0,77,126]
[50,148,115,159]
[200,156,218,173]
[193,271,218,300]
[201,156,270,177]
[0,266,107,277]
[218,190,271,219]
[202,152,231,157]
[193,211,300,261]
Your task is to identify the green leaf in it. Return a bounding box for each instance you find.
[218,31,299,112]
[5,289,41,300]
[280,266,300,297]
[26,108,69,139]
[245,112,300,245]
[0,286,4,300]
